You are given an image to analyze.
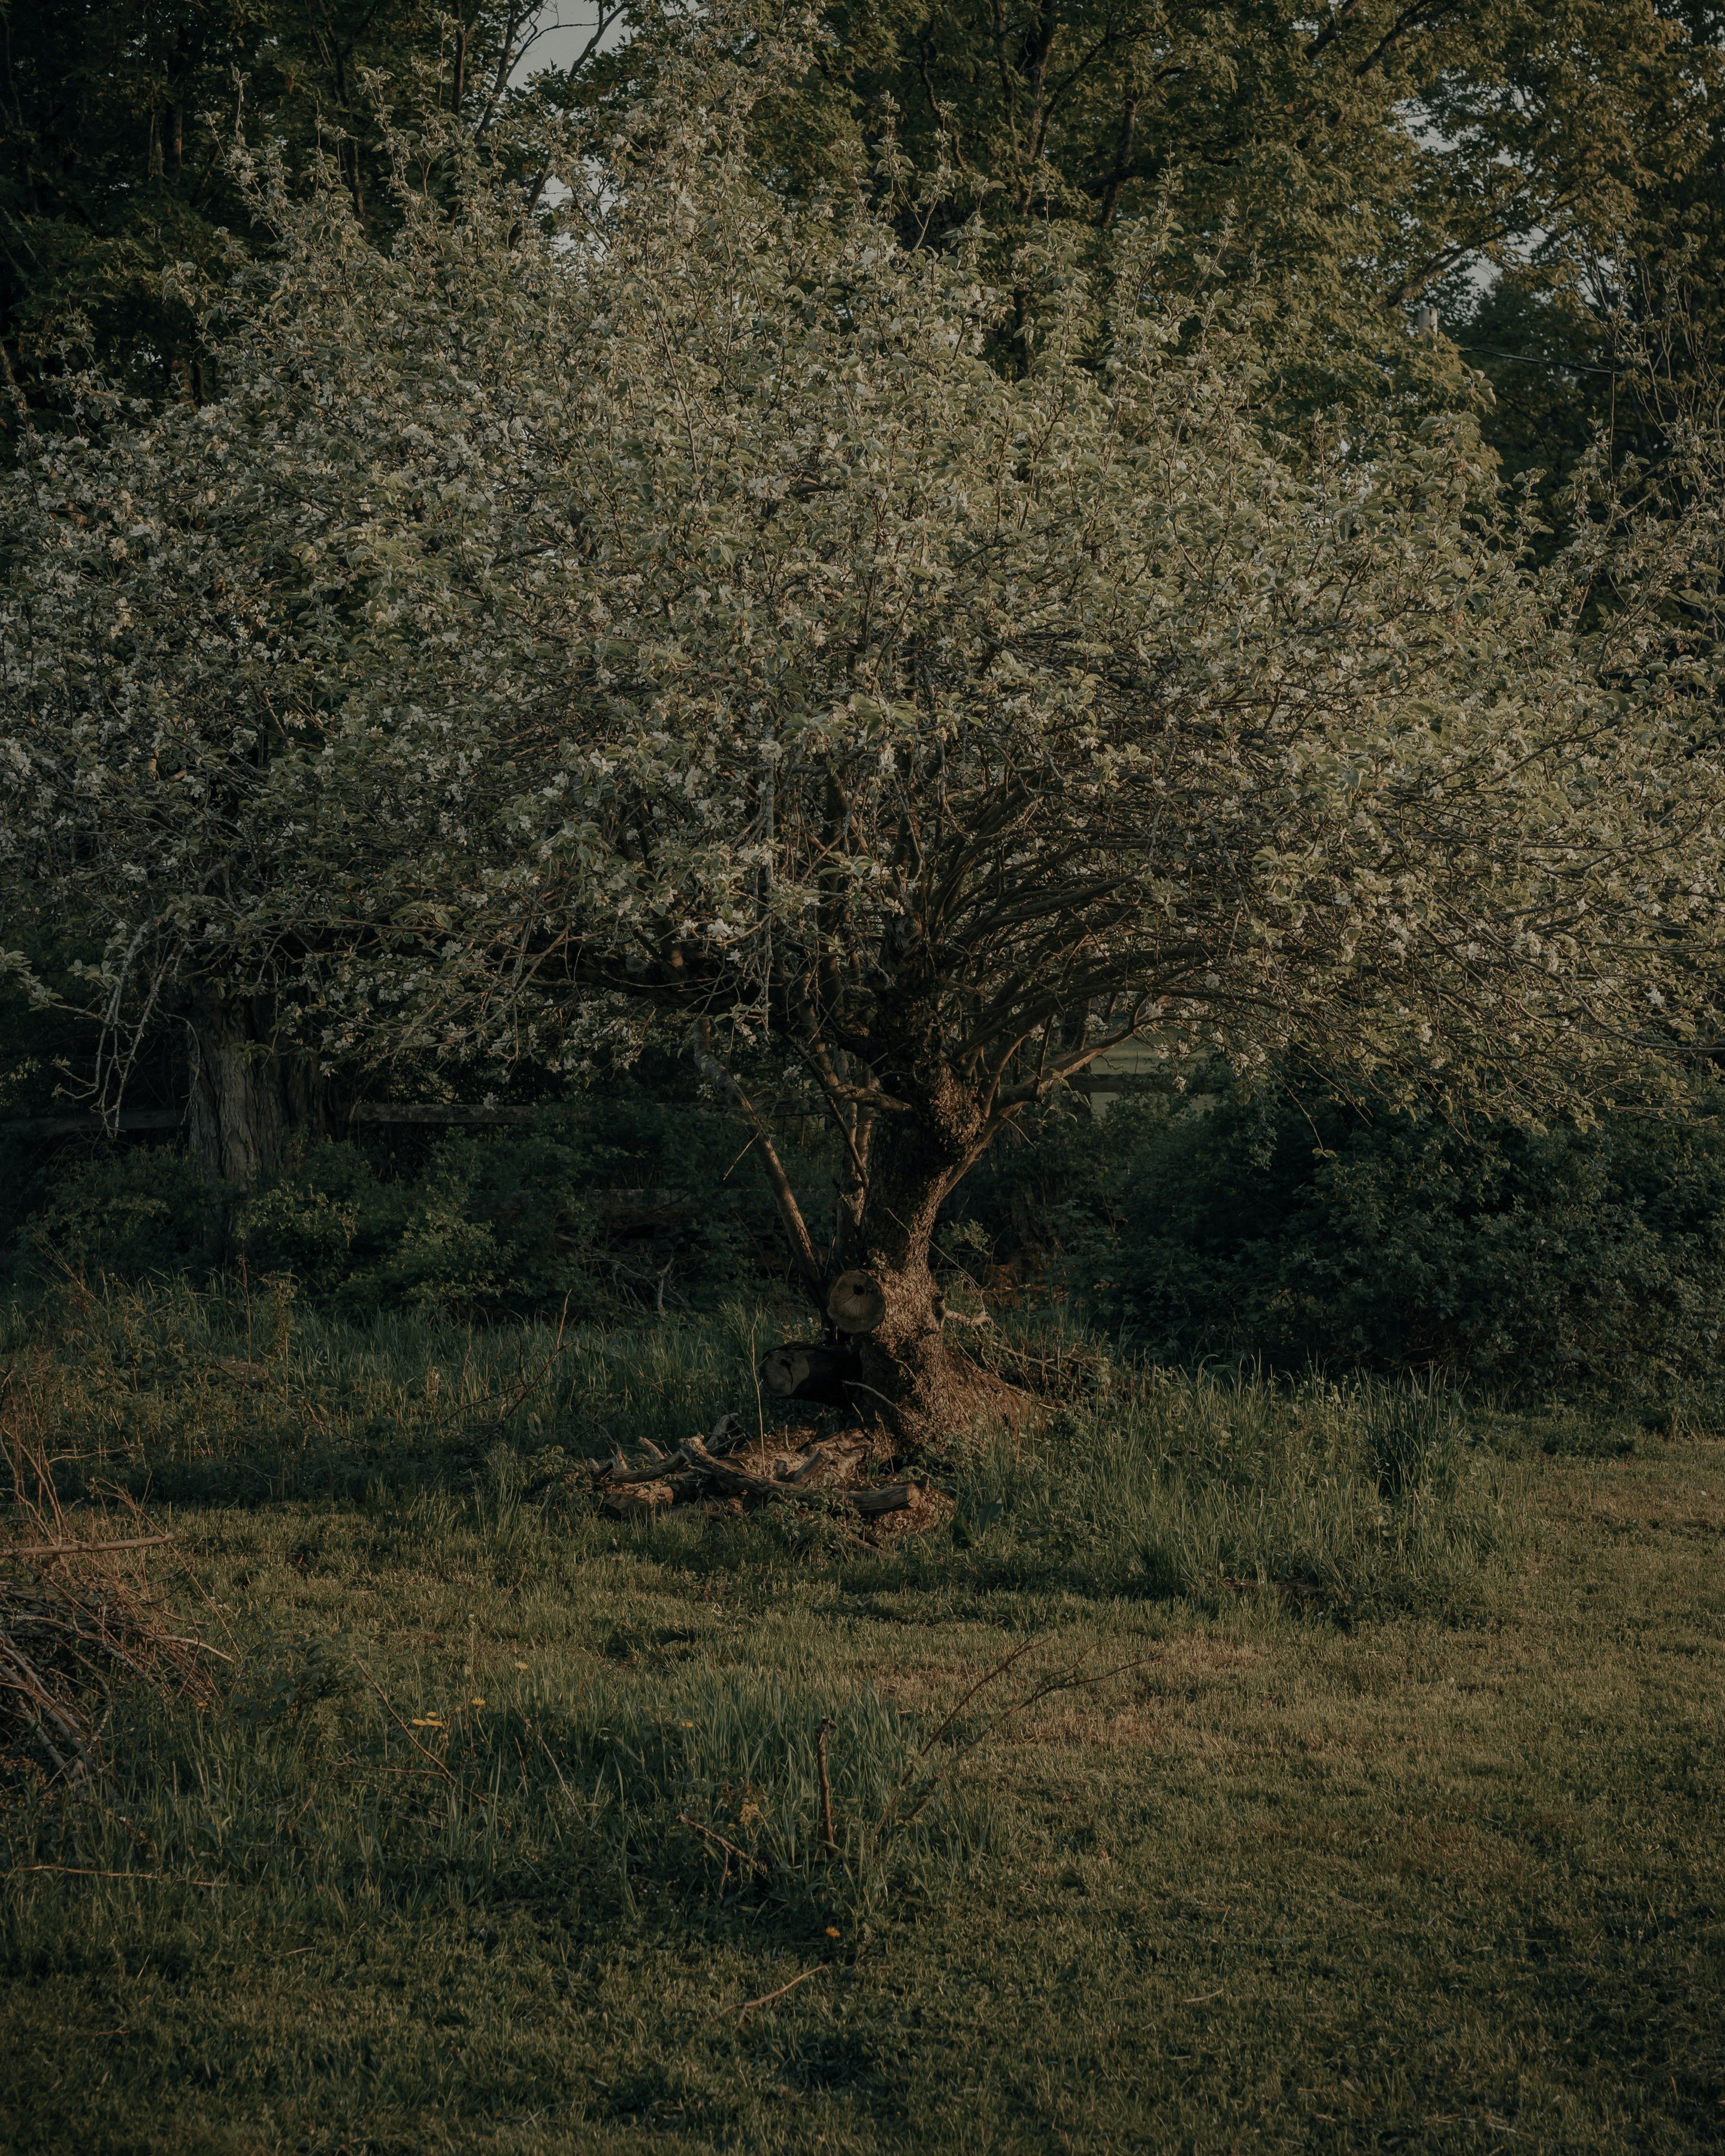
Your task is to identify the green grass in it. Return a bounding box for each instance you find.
[2,1282,1721,2153]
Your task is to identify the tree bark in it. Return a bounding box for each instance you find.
[183,998,325,1185]
[846,1254,994,1446]
[826,1094,1019,1447]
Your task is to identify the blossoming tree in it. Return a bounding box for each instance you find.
[4,44,1721,1432]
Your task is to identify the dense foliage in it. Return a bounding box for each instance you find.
[5,62,1721,1094]
[11,1080,828,1321]
[752,0,1725,446]
[14,0,1725,487]
[975,1079,1725,1402]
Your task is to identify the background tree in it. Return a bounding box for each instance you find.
[728,0,1723,473]
[4,37,1722,1428]
[0,0,634,1170]
[0,0,628,427]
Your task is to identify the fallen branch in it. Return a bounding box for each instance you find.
[3,1864,223,1888]
[680,1434,776,1497]
[714,1963,830,2022]
[593,1455,686,1489]
[815,1717,837,1855]
[587,1425,923,1530]
[871,1636,1160,1848]
[853,1483,915,1517]
[676,1811,772,1882]
[782,1443,834,1486]
[4,1536,176,1561]
[2,1406,217,1785]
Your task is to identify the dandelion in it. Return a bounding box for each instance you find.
[470,1697,486,1707]
[825,1927,840,1939]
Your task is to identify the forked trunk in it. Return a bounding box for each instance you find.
[733,1047,1020,1445]
[826,1118,1017,1448]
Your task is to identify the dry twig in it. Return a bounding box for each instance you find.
[713,1964,830,2022]
[2,1377,218,1785]
[871,1634,1160,1848]
[350,1660,461,1788]
[815,1716,837,1855]
[676,1811,772,1885]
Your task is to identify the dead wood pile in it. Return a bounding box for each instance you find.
[2,1385,220,1786]
[590,1413,943,1537]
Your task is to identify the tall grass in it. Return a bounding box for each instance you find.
[942,1371,1520,1617]
[1,1630,998,1952]
[3,1273,1523,1619]
[1,1273,767,1501]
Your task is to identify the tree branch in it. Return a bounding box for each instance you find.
[690,1024,824,1302]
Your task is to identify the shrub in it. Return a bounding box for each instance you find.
[22,1148,226,1282]
[235,1135,597,1318]
[9,1076,835,1321]
[1033,1076,1725,1401]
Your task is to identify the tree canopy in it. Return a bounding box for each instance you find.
[10,0,1725,465]
[740,0,1725,457]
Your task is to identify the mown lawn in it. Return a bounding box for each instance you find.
[1,1293,1721,2154]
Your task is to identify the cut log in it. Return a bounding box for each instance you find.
[853,1483,916,1517]
[826,1270,886,1336]
[758,1343,858,1406]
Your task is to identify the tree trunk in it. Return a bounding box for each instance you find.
[184,998,325,1186]
[848,1251,1000,1445]
[830,1112,1019,1448]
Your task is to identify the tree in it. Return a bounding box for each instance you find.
[4,37,1721,1428]
[0,0,629,424]
[737,0,1722,437]
[0,0,636,1168]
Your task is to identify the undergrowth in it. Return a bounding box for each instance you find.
[0,1273,1533,1624]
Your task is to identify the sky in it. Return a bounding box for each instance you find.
[510,2,634,88]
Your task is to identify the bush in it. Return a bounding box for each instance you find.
[231,1096,825,1319]
[235,1135,600,1318]
[8,1076,836,1321]
[22,1148,226,1282]
[1031,1076,1725,1402]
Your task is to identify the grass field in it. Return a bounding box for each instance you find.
[1,1283,1721,2154]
